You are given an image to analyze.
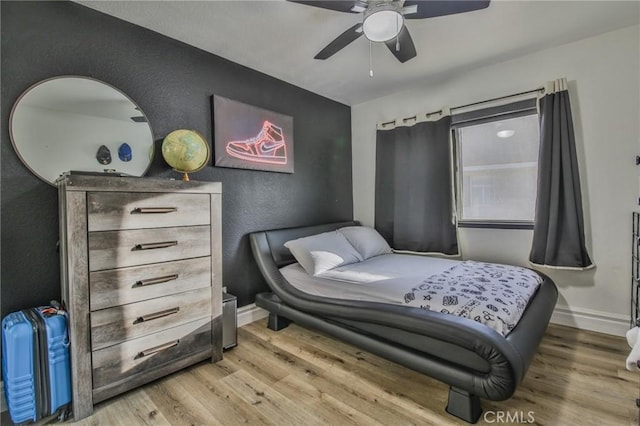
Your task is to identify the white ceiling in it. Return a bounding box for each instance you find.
[77,0,640,106]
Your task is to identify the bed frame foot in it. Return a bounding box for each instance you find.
[268,313,291,331]
[446,387,482,424]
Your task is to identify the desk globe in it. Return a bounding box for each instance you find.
[161,129,210,181]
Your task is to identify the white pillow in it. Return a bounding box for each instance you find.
[284,231,363,276]
[338,226,393,260]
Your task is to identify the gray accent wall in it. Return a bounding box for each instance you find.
[1,1,353,315]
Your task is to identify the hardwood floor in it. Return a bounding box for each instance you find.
[68,321,638,426]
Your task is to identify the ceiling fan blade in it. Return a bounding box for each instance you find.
[403,0,490,19]
[288,1,360,13]
[385,26,416,63]
[314,24,364,60]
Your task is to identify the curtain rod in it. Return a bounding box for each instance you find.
[380,109,443,127]
[452,87,544,112]
[380,86,544,128]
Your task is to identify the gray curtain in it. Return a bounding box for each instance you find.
[530,78,593,269]
[375,115,458,255]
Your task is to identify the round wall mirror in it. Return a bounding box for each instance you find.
[9,76,155,185]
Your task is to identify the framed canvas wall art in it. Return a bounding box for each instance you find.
[212,95,294,173]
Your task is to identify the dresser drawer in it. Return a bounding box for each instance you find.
[90,287,212,350]
[87,192,210,232]
[88,225,211,271]
[92,318,211,389]
[89,257,211,311]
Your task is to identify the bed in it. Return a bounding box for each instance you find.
[249,221,558,423]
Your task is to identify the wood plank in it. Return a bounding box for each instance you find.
[221,369,326,426]
[61,173,221,194]
[92,319,211,388]
[225,333,387,426]
[221,331,318,385]
[237,326,445,425]
[210,192,223,362]
[87,191,210,231]
[243,321,450,409]
[89,257,211,311]
[195,357,240,382]
[92,350,212,404]
[68,321,640,425]
[59,188,94,420]
[91,287,212,349]
[88,225,210,271]
[143,375,225,426]
[74,389,171,426]
[177,366,269,425]
[274,374,385,426]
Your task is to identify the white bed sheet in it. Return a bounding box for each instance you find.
[280,253,458,303]
[280,253,542,336]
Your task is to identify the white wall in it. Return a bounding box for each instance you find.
[352,25,640,336]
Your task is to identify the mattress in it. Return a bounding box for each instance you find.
[280,253,457,302]
[280,253,542,336]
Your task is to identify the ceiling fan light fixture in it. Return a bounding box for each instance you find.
[362,5,404,42]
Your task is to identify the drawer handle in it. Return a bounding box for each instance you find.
[132,207,177,214]
[134,307,180,324]
[133,241,178,250]
[135,339,180,359]
[133,274,179,288]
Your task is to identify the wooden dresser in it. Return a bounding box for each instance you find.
[57,173,222,421]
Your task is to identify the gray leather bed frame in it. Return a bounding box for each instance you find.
[250,221,558,423]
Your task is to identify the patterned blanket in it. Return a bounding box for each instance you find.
[402,261,542,336]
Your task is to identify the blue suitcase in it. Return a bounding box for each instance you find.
[2,304,72,424]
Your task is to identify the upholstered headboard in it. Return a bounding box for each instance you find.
[257,221,359,268]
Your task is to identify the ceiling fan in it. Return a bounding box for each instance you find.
[290,1,490,64]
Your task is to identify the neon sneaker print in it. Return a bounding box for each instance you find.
[225,121,287,165]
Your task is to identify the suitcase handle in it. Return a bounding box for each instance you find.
[133,274,179,288]
[132,207,177,214]
[136,339,180,359]
[133,241,178,250]
[134,307,180,324]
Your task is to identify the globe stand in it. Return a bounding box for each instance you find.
[182,173,190,182]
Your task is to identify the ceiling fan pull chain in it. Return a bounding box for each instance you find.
[369,39,374,78]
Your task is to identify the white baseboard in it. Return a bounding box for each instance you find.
[550,305,630,337]
[237,303,269,327]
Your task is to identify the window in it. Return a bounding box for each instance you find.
[453,99,539,228]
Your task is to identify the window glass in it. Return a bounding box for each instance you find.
[457,113,539,223]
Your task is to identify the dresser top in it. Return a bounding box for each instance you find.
[57,172,221,194]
